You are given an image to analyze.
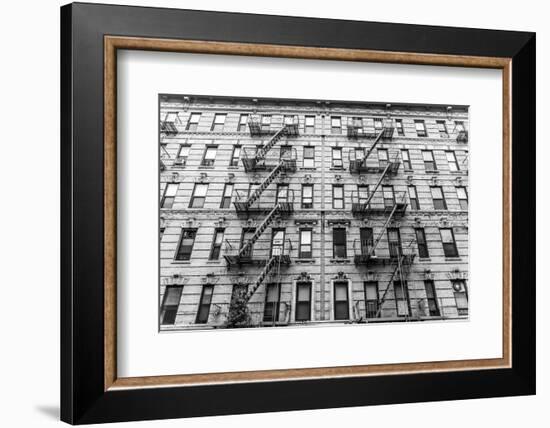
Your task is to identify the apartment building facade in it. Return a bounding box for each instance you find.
[159,94,469,331]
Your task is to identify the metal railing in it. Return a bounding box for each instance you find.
[233,188,296,212]
[353,236,416,263]
[346,117,395,139]
[241,146,297,172]
[348,148,401,174]
[351,190,407,214]
[247,114,300,136]
[224,238,293,262]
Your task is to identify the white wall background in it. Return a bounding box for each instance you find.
[0,0,545,427]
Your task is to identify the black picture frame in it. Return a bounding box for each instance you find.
[61,2,535,424]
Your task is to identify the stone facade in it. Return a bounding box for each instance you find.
[159,95,469,330]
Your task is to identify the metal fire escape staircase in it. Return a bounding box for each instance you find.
[225,120,297,304]
[373,239,416,319]
[349,121,396,174]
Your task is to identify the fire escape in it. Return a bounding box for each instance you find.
[349,117,416,319]
[224,114,299,305]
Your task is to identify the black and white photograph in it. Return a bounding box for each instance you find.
[159,95,469,330]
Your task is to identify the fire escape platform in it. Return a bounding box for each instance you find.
[354,254,415,266]
[352,202,407,216]
[349,161,400,175]
[224,254,291,267]
[233,202,294,215]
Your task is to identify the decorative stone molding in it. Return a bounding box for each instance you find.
[202,273,220,286]
[333,271,349,280]
[195,172,209,183]
[171,172,180,182]
[406,175,414,185]
[423,268,435,280]
[214,217,227,227]
[334,174,343,183]
[363,271,379,282]
[225,173,235,183]
[296,272,313,282]
[430,176,439,186]
[231,272,252,286]
[182,217,199,228]
[302,174,313,183]
[294,219,318,226]
[358,175,368,184]
[327,219,351,226]
[162,274,189,286]
[446,268,468,281]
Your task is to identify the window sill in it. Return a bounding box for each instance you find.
[444,257,462,261]
[418,257,432,262]
[426,169,439,174]
[329,167,344,171]
[172,260,191,264]
[206,260,221,264]
[228,166,240,170]
[198,165,215,169]
[404,169,414,173]
[330,258,351,264]
[299,167,317,171]
[295,258,315,264]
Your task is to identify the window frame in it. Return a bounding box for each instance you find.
[364,281,379,318]
[160,285,183,325]
[333,280,350,320]
[431,186,447,210]
[408,185,420,210]
[395,118,405,136]
[161,182,178,209]
[299,228,313,258]
[208,228,225,260]
[230,145,241,167]
[415,227,429,258]
[301,184,313,209]
[237,113,249,132]
[175,228,197,261]
[186,112,201,131]
[304,115,315,133]
[303,146,315,168]
[424,280,440,316]
[220,183,234,209]
[332,227,347,259]
[332,184,344,209]
[440,227,459,258]
[457,186,469,210]
[201,145,218,167]
[189,183,209,208]
[401,149,411,170]
[295,281,312,321]
[331,147,343,168]
[422,150,437,171]
[394,281,411,316]
[415,119,427,137]
[446,150,460,172]
[263,283,281,323]
[195,285,214,324]
[210,113,226,132]
[331,116,342,134]
[437,120,449,138]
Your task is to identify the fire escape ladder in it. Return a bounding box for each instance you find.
[238,203,281,258]
[367,202,401,257]
[255,125,288,162]
[358,127,385,166]
[245,160,286,208]
[361,161,393,208]
[243,255,279,303]
[374,240,416,318]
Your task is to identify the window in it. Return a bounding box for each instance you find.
[431,186,447,210]
[238,114,249,131]
[296,282,312,321]
[446,151,459,171]
[175,228,197,261]
[305,115,315,133]
[394,281,410,316]
[303,146,315,168]
[396,119,405,136]
[261,115,271,131]
[189,183,208,208]
[401,149,411,170]
[354,147,365,161]
[440,228,459,257]
[331,116,342,134]
[160,286,183,325]
[455,121,465,132]
[360,227,374,256]
[377,148,389,169]
[196,285,214,323]
[415,228,429,258]
[276,184,289,204]
[382,185,395,208]
[211,113,226,131]
[161,183,178,209]
[174,145,190,166]
[186,112,201,131]
[408,185,420,210]
[334,281,349,320]
[415,120,427,137]
[452,280,468,315]
[332,185,344,209]
[332,147,343,168]
[422,150,437,171]
[263,283,281,323]
[201,146,217,166]
[387,228,402,258]
[374,118,383,132]
[364,281,379,318]
[332,228,347,258]
[209,228,224,260]
[357,185,369,205]
[230,145,241,167]
[301,184,313,209]
[299,228,312,258]
[240,228,255,258]
[280,145,292,160]
[284,115,295,126]
[437,120,449,137]
[424,280,440,316]
[220,183,234,209]
[271,229,286,257]
[457,186,468,210]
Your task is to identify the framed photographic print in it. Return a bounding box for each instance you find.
[61,2,535,424]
